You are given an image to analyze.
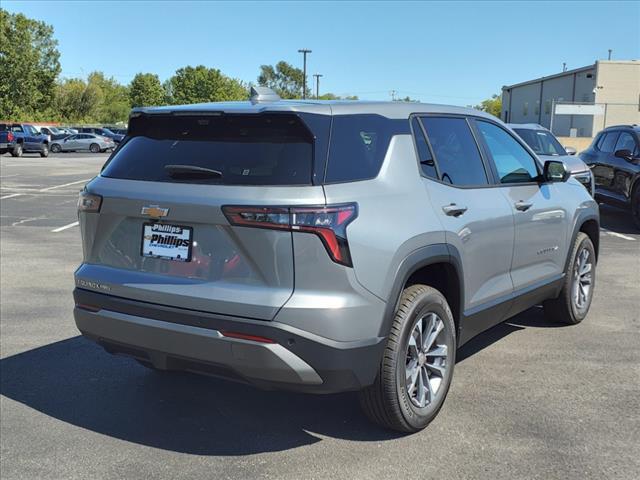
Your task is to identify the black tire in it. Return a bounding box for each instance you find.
[544,232,596,325]
[11,143,23,157]
[89,143,100,153]
[359,284,456,433]
[50,143,62,153]
[631,185,640,231]
[40,144,49,157]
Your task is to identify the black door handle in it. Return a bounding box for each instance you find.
[514,201,533,212]
[442,204,468,217]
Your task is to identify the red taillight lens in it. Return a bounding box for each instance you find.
[7,132,14,142]
[222,203,358,267]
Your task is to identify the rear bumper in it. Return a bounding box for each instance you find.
[73,288,386,393]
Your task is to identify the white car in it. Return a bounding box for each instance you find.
[507,123,594,196]
[50,133,114,153]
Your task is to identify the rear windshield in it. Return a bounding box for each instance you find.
[101,114,314,186]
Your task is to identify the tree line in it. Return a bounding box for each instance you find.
[0,9,359,124]
[1,9,500,124]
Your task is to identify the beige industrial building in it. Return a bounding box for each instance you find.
[501,60,640,141]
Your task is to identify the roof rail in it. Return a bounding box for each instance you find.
[250,86,281,104]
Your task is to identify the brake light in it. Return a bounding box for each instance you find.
[223,203,357,266]
[7,132,14,142]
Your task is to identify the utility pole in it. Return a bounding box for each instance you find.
[390,90,397,101]
[298,49,312,99]
[608,49,612,60]
[313,73,323,99]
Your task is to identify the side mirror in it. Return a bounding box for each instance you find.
[564,146,577,156]
[543,160,570,182]
[614,149,634,161]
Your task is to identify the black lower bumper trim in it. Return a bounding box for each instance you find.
[73,288,386,393]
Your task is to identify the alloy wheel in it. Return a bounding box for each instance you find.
[573,247,593,310]
[405,312,449,408]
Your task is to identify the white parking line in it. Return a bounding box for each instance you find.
[1,193,23,200]
[39,178,91,192]
[601,228,636,241]
[51,221,79,233]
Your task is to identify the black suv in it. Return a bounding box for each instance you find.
[580,125,640,229]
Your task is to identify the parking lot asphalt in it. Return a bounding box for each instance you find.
[1,153,639,480]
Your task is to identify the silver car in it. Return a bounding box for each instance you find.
[51,133,114,153]
[507,123,594,195]
[73,87,599,432]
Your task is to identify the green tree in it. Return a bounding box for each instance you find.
[317,93,359,100]
[53,78,103,123]
[393,96,418,102]
[129,73,165,107]
[167,65,246,104]
[257,61,307,99]
[0,9,61,120]
[88,71,130,123]
[474,94,502,118]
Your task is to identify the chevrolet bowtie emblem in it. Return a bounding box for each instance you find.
[141,206,169,218]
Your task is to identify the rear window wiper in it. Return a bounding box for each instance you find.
[164,164,223,180]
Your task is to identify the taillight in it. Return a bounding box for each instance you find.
[7,132,14,142]
[77,190,102,212]
[223,203,358,266]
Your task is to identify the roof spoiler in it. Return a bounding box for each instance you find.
[250,86,281,104]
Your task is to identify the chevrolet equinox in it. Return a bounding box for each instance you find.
[73,87,599,432]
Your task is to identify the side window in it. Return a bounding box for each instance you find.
[476,121,539,184]
[411,117,437,179]
[325,115,403,183]
[599,132,619,153]
[421,117,488,186]
[614,132,637,154]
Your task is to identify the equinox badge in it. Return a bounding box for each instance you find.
[141,205,169,218]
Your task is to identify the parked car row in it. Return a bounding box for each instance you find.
[1,123,127,156]
[508,122,640,229]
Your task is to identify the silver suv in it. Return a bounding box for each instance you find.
[74,87,599,432]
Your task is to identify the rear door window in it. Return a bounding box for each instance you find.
[614,132,638,154]
[324,115,407,183]
[420,117,488,186]
[101,114,315,186]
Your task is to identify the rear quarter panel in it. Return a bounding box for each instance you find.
[323,134,446,302]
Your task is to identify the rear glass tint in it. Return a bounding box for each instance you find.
[101,114,314,186]
[324,115,408,183]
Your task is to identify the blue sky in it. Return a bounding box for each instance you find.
[4,1,639,105]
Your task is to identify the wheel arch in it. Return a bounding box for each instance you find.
[379,244,464,341]
[566,211,600,273]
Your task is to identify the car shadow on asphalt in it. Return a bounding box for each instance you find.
[0,306,565,454]
[0,335,403,455]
